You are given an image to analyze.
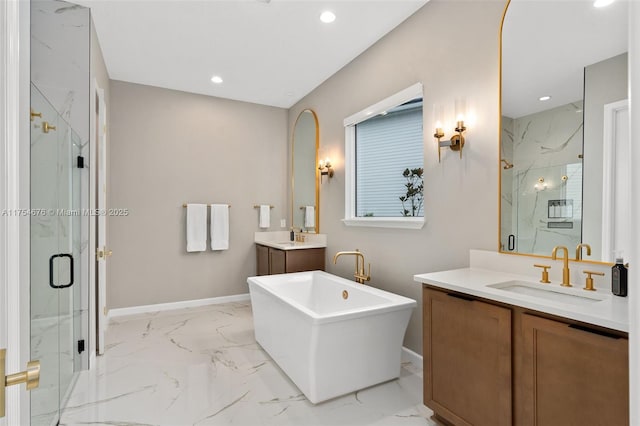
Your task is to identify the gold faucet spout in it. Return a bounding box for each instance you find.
[552,245,571,287]
[333,250,370,284]
[575,243,592,260]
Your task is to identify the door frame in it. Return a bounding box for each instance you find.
[1,1,30,424]
[601,99,629,261]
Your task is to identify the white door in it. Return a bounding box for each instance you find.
[96,87,108,355]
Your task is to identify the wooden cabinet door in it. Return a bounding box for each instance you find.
[285,248,325,273]
[269,248,286,274]
[256,244,269,276]
[519,313,629,426]
[423,287,512,426]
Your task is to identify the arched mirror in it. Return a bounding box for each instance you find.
[291,109,319,233]
[500,0,629,262]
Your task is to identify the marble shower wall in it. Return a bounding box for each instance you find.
[30,2,91,424]
[501,101,584,255]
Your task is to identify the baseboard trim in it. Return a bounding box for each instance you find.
[107,293,251,321]
[402,346,423,369]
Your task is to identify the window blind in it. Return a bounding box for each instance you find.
[355,104,423,217]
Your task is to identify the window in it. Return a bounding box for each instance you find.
[343,83,425,229]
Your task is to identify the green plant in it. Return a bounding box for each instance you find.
[399,167,424,217]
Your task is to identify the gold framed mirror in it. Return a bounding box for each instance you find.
[291,109,320,233]
[499,0,629,263]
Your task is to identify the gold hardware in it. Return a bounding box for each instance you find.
[333,249,371,284]
[342,290,349,300]
[253,205,274,209]
[41,121,56,133]
[576,243,591,261]
[103,307,107,316]
[182,204,231,208]
[501,159,514,169]
[551,245,571,287]
[1,349,41,418]
[434,100,468,162]
[583,270,605,291]
[30,109,42,121]
[318,158,334,182]
[97,247,112,260]
[534,264,551,283]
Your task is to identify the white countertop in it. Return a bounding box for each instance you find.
[254,231,327,251]
[414,267,629,332]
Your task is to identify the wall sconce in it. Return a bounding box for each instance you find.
[318,158,334,182]
[534,177,547,191]
[434,100,468,162]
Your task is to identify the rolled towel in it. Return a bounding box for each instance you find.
[186,204,207,252]
[259,205,270,229]
[211,204,229,251]
[304,206,315,229]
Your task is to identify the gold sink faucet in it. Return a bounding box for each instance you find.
[333,249,371,284]
[576,243,591,260]
[552,245,571,287]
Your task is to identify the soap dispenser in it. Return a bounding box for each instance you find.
[611,257,628,297]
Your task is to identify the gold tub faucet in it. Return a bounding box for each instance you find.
[333,249,371,284]
[552,245,571,287]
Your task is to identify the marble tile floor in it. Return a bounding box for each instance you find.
[60,302,435,426]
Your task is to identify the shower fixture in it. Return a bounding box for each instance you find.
[501,159,514,169]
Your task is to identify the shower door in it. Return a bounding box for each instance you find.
[30,84,84,426]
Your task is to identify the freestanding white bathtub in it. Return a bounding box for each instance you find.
[247,270,416,404]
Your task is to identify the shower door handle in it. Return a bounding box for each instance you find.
[49,253,74,289]
[508,234,515,251]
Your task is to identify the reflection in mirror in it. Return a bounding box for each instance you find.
[292,110,319,233]
[500,0,629,262]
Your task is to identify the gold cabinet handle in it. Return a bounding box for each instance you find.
[1,349,40,418]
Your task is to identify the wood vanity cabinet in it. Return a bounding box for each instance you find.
[423,286,629,426]
[518,313,629,426]
[423,287,512,426]
[255,244,325,275]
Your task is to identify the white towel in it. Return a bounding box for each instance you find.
[186,204,207,252]
[259,205,270,229]
[304,206,315,229]
[210,204,229,250]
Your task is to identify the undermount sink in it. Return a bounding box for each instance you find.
[487,280,609,306]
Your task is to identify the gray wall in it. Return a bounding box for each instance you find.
[582,53,628,260]
[288,0,503,354]
[107,81,288,308]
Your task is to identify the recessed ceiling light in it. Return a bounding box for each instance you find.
[320,11,336,24]
[210,75,223,84]
[594,0,615,7]
[539,95,552,101]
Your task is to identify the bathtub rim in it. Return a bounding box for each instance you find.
[247,270,417,325]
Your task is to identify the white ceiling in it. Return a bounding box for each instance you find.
[76,0,428,108]
[502,0,628,119]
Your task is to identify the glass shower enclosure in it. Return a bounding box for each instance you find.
[30,84,85,426]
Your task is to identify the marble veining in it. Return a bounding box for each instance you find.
[61,303,433,426]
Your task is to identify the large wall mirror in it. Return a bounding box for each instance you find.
[500,0,629,263]
[292,109,319,233]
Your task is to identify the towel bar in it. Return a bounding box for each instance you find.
[253,205,274,209]
[183,204,231,208]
